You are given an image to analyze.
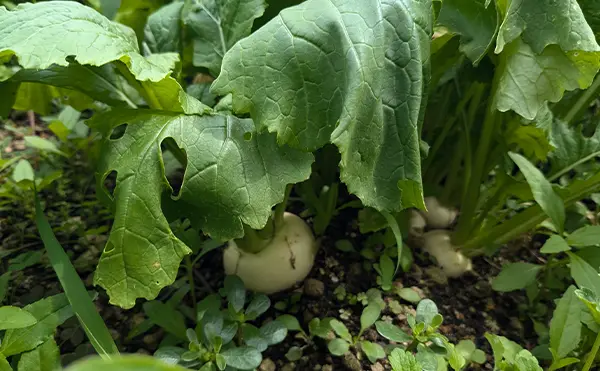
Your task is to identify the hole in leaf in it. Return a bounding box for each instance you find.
[160,138,187,198]
[104,242,115,254]
[109,123,128,140]
[103,170,117,199]
[243,132,252,141]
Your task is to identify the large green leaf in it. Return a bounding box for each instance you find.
[212,0,432,212]
[0,1,198,113]
[0,355,11,371]
[66,355,190,371]
[144,2,184,54]
[549,119,600,179]
[509,152,565,233]
[182,0,266,75]
[4,64,141,109]
[549,286,583,360]
[0,294,73,356]
[436,0,498,64]
[114,0,165,43]
[496,0,599,54]
[91,110,313,308]
[17,339,60,371]
[495,39,599,120]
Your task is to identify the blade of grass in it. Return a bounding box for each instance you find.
[34,194,119,359]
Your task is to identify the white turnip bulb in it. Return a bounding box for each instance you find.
[223,212,317,294]
[420,196,458,229]
[422,229,472,278]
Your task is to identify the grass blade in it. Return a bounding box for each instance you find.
[34,195,119,358]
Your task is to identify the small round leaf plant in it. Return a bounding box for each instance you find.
[0,0,432,306]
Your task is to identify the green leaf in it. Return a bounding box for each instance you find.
[34,196,119,358]
[215,354,226,371]
[509,152,565,233]
[276,314,303,333]
[242,324,268,352]
[360,340,386,363]
[2,64,140,111]
[245,294,270,320]
[567,252,600,294]
[541,235,571,254]
[0,306,37,330]
[17,338,59,371]
[568,225,600,247]
[375,321,412,342]
[65,355,191,371]
[549,357,580,371]
[143,301,187,340]
[398,287,422,303]
[223,275,246,314]
[330,319,352,343]
[144,2,184,54]
[0,1,198,113]
[220,346,262,370]
[259,320,287,345]
[514,350,543,371]
[327,338,350,356]
[182,0,266,75]
[285,346,303,362]
[212,0,432,212]
[415,299,438,326]
[485,333,523,364]
[388,348,421,371]
[8,251,43,272]
[12,159,34,183]
[492,262,543,292]
[113,0,164,43]
[360,304,381,332]
[24,136,67,157]
[471,349,487,364]
[0,355,11,371]
[456,340,476,359]
[495,0,599,54]
[549,286,583,359]
[0,293,73,356]
[436,0,498,64]
[574,287,600,324]
[5,82,94,116]
[548,119,600,180]
[495,40,599,120]
[91,110,312,308]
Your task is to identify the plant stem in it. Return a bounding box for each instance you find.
[462,171,600,254]
[583,329,600,371]
[274,184,293,229]
[453,100,497,245]
[563,75,600,125]
[234,225,271,253]
[185,256,198,315]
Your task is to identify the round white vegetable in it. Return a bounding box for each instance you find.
[422,230,472,278]
[420,196,458,229]
[409,210,427,236]
[223,212,317,294]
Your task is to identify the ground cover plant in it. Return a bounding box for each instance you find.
[2,0,600,369]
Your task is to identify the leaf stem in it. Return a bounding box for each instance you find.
[583,329,600,371]
[185,256,198,315]
[274,184,293,230]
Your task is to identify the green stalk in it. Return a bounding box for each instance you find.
[563,75,600,125]
[274,184,293,230]
[583,330,600,371]
[462,171,600,254]
[185,256,198,315]
[453,104,497,245]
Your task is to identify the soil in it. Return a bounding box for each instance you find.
[1,113,541,370]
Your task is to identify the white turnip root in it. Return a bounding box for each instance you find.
[422,230,472,278]
[223,212,317,294]
[409,210,427,236]
[420,196,458,229]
